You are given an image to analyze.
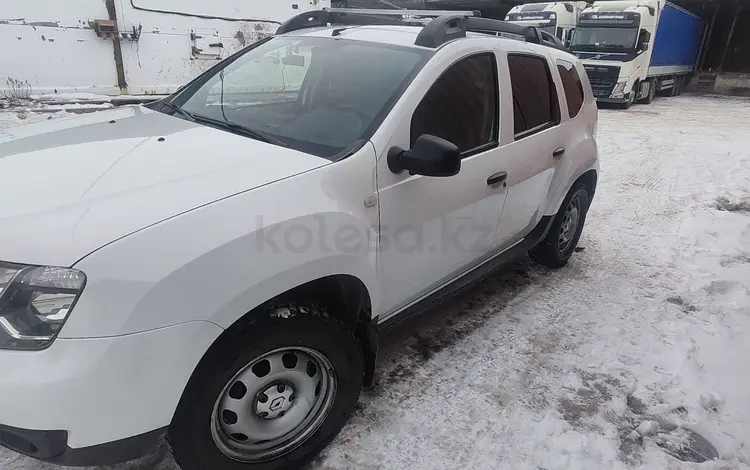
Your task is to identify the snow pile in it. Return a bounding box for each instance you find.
[0,109,73,133]
[0,95,749,470]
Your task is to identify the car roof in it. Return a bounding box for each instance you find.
[282,24,579,62]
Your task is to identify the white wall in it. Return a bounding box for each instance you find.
[0,0,329,97]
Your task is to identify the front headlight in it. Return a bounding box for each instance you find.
[0,262,86,350]
[611,81,627,97]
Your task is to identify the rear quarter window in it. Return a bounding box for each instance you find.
[556,59,585,118]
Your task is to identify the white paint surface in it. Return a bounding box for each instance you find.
[0,0,329,96]
[1,94,749,468]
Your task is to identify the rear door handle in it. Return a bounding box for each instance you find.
[553,147,566,158]
[487,171,507,186]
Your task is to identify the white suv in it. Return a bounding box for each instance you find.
[0,9,598,470]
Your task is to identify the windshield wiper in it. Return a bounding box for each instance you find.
[191,114,288,148]
[161,100,196,122]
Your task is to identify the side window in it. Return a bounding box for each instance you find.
[556,59,585,118]
[411,53,498,154]
[507,53,560,139]
[567,28,576,46]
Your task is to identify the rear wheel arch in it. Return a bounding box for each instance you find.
[578,169,598,200]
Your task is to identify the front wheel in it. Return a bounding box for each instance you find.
[617,87,635,109]
[168,307,363,470]
[530,184,590,269]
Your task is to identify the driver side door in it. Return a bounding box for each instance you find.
[375,51,509,319]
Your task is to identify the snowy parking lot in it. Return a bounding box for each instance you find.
[1,95,750,470]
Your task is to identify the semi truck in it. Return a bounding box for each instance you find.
[504,2,591,47]
[570,0,706,108]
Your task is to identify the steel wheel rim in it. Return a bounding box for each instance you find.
[211,346,337,462]
[558,195,582,253]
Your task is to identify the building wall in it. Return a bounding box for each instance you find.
[0,0,328,97]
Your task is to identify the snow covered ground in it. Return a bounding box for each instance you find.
[1,95,750,470]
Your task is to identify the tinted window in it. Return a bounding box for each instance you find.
[171,37,429,159]
[507,54,560,138]
[557,59,585,118]
[411,53,498,154]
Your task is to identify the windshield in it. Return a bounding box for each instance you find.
[168,36,429,160]
[571,27,639,50]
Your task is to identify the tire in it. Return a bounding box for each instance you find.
[617,90,634,110]
[168,305,363,470]
[676,76,684,95]
[530,183,590,269]
[670,76,680,97]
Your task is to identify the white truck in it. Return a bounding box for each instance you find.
[570,0,707,108]
[505,1,591,47]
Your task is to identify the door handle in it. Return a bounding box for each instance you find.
[487,171,507,186]
[553,147,566,158]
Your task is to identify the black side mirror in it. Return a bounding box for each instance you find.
[637,29,651,51]
[387,134,461,177]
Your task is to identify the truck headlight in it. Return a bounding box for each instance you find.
[611,81,627,98]
[0,262,86,350]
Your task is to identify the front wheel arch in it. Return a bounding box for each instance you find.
[173,274,376,425]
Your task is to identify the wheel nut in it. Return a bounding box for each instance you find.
[289,394,295,403]
[259,411,269,418]
[278,411,286,418]
[277,384,285,393]
[258,393,269,403]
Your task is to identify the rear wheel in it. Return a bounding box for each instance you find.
[676,76,685,95]
[530,184,590,269]
[168,307,363,470]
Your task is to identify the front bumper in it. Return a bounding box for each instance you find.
[0,320,222,465]
[0,423,165,466]
[595,96,630,104]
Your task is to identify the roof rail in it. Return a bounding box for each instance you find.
[276,8,567,51]
[276,7,480,35]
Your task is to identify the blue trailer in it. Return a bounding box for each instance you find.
[649,2,707,83]
[571,0,707,107]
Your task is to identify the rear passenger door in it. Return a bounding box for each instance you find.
[495,50,569,244]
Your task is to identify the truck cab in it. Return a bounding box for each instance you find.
[505,1,590,46]
[570,0,658,105]
[570,0,705,108]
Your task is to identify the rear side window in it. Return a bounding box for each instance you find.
[557,59,585,118]
[411,53,499,155]
[507,54,560,139]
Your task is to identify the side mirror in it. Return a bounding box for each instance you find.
[387,134,461,177]
[637,29,651,51]
[282,54,306,67]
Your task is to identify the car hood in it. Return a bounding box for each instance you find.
[0,106,329,267]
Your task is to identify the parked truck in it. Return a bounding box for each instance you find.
[505,2,590,47]
[570,0,706,108]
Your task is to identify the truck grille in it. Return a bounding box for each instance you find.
[583,65,621,99]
